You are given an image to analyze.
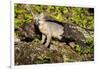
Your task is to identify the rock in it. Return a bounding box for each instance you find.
[15,40,85,65]
[15,22,41,42]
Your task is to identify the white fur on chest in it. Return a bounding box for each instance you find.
[39,21,50,35]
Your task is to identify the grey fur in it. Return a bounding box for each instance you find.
[34,13,64,47]
[34,13,92,47]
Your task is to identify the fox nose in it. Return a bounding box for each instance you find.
[35,21,39,25]
[35,20,40,26]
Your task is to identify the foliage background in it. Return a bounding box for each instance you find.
[14,4,94,30]
[14,4,94,63]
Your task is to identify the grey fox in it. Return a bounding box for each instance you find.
[34,13,64,47]
[34,13,89,47]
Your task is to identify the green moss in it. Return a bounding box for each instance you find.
[14,4,94,30]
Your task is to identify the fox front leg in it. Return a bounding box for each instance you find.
[45,34,51,47]
[41,34,46,44]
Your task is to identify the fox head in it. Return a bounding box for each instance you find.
[34,13,45,26]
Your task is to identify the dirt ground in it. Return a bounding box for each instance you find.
[15,40,94,65]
